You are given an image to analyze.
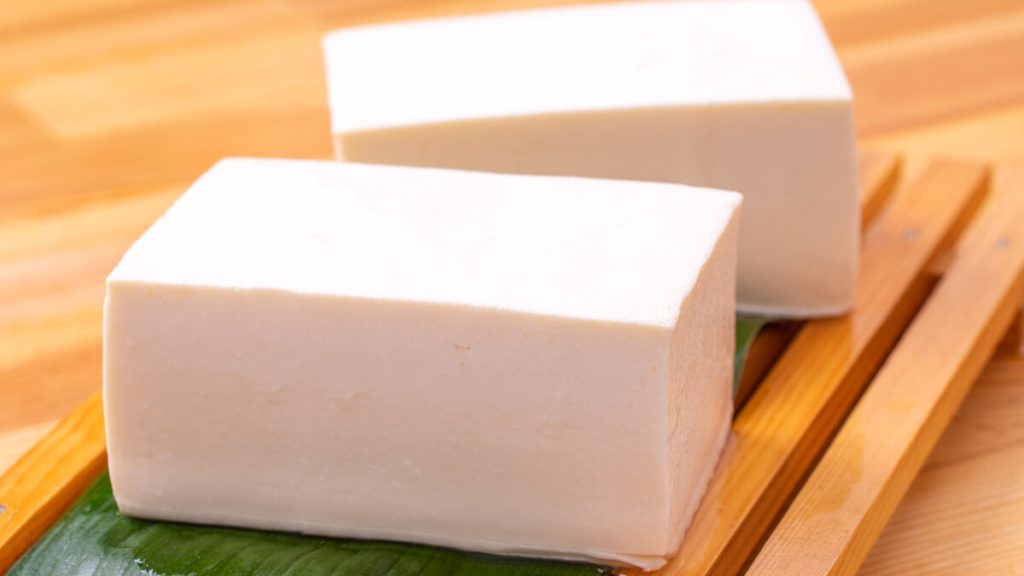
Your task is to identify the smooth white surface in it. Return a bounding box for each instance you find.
[323,0,850,133]
[323,0,860,317]
[104,158,740,568]
[109,159,739,328]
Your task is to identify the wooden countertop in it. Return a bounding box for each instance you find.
[1,1,1021,573]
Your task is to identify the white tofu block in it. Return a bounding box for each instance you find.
[323,0,859,317]
[104,159,741,569]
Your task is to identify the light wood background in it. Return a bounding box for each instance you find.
[1,1,1022,574]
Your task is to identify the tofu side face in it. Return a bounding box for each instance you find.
[103,159,740,567]
[324,0,858,317]
[104,285,673,556]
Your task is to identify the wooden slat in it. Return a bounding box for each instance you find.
[858,151,901,229]
[0,392,105,574]
[745,168,1024,576]
[858,346,1024,576]
[735,151,901,408]
[634,161,989,576]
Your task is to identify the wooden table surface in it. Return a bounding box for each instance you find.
[1,0,1022,574]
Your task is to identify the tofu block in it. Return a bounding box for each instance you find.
[323,0,859,317]
[104,159,741,569]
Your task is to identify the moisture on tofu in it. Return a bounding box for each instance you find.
[103,158,741,569]
[323,0,860,318]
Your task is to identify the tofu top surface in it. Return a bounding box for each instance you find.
[323,0,851,133]
[108,159,741,328]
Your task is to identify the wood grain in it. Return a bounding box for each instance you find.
[859,348,1024,576]
[746,168,1024,576]
[641,161,989,576]
[0,422,56,480]
[1,0,1023,573]
[857,152,902,230]
[0,392,105,574]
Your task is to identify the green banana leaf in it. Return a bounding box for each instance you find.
[11,474,611,576]
[12,316,773,576]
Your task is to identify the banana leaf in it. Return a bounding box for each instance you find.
[10,474,611,576]
[12,316,773,576]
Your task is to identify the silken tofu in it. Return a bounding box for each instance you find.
[104,158,741,569]
[323,0,859,318]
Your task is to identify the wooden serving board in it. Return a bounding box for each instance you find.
[2,152,1022,576]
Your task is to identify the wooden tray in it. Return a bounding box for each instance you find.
[2,152,1022,576]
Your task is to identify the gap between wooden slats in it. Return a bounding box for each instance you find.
[745,167,1024,576]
